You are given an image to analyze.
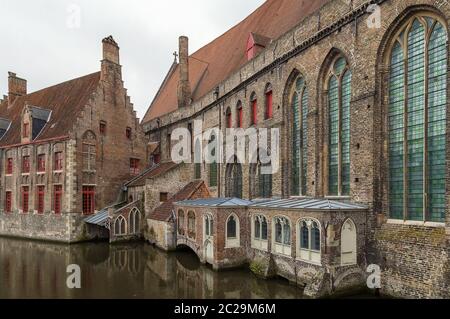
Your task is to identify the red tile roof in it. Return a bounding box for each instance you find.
[126,161,179,187]
[143,0,328,123]
[0,72,100,147]
[149,180,209,222]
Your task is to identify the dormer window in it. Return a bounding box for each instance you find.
[246,33,271,61]
[23,122,29,138]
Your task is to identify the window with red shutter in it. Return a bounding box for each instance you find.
[54,152,63,171]
[37,186,45,214]
[53,185,62,214]
[82,186,95,215]
[21,186,29,213]
[23,123,29,138]
[37,154,46,172]
[6,158,13,175]
[22,156,30,174]
[130,158,140,175]
[5,192,12,213]
[265,89,273,120]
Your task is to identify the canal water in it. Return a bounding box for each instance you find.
[0,237,306,299]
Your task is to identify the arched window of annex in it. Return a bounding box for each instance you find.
[82,130,97,172]
[177,209,185,236]
[187,211,196,240]
[322,50,352,197]
[249,149,272,199]
[380,10,448,223]
[286,70,309,196]
[340,218,357,266]
[204,213,214,239]
[114,215,127,236]
[208,133,218,187]
[225,213,240,248]
[272,216,291,256]
[251,214,268,251]
[297,218,321,264]
[128,207,141,234]
[225,156,243,198]
[250,92,258,126]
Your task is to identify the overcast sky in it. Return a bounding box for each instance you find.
[0,0,265,119]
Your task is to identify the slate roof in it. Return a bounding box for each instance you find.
[249,198,368,211]
[150,180,208,222]
[143,0,328,122]
[175,197,252,208]
[0,72,101,147]
[125,161,179,187]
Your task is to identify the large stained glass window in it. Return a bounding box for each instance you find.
[388,15,447,222]
[291,75,308,196]
[328,57,352,196]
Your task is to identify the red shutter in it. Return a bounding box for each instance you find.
[54,185,62,214]
[22,156,30,173]
[130,158,140,175]
[54,152,63,171]
[23,123,29,138]
[82,186,95,215]
[37,186,45,214]
[38,155,46,172]
[5,192,12,213]
[22,186,29,213]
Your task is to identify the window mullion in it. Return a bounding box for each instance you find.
[337,78,343,197]
[423,28,430,222]
[403,43,409,221]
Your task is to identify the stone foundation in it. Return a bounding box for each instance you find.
[0,212,89,243]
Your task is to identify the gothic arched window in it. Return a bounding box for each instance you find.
[388,14,447,222]
[327,56,351,196]
[226,157,243,198]
[291,75,308,196]
[82,131,96,172]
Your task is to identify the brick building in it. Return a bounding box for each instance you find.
[0,36,147,243]
[140,0,450,298]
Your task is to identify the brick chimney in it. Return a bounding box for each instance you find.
[8,72,27,105]
[177,36,191,108]
[101,36,122,82]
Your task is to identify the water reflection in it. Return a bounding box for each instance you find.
[0,238,303,299]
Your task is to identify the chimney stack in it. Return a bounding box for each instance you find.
[177,36,191,108]
[102,35,120,64]
[101,36,122,83]
[8,72,27,105]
